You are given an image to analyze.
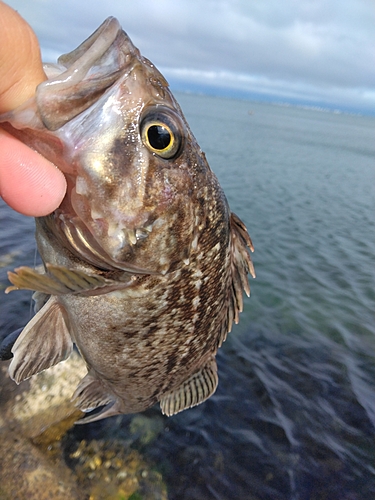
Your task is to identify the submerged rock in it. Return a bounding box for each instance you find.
[68,439,167,500]
[0,352,87,499]
[0,352,167,499]
[0,427,84,499]
[0,350,86,442]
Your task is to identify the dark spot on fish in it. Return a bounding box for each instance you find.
[178,354,191,367]
[166,351,178,374]
[146,324,159,336]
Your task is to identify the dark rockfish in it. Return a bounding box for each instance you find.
[0,18,255,421]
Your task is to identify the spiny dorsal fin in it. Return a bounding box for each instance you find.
[9,296,73,384]
[216,212,255,348]
[229,212,255,325]
[160,358,218,416]
[6,263,130,296]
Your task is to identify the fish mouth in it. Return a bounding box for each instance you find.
[55,211,159,275]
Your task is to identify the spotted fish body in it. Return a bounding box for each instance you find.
[0,18,255,421]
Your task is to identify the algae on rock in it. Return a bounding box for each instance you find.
[0,351,168,499]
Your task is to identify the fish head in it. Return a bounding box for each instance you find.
[59,62,201,275]
[9,18,211,275]
[66,93,204,274]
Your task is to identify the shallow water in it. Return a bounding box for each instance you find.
[1,94,374,499]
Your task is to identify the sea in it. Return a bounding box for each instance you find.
[0,93,374,500]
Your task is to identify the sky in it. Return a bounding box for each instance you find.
[6,0,375,114]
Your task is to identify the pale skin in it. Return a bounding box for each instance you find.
[0,1,66,216]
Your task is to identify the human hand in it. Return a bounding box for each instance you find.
[0,1,66,216]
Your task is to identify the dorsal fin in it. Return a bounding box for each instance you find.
[217,212,255,347]
[230,211,255,300]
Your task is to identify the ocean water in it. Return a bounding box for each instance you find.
[0,93,374,499]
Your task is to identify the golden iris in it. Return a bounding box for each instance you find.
[140,107,183,159]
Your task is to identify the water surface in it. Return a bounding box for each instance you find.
[1,94,374,499]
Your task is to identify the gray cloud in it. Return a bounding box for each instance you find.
[7,0,375,112]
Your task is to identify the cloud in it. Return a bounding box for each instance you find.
[6,0,375,112]
[164,67,375,113]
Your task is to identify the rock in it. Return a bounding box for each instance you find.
[0,352,87,499]
[1,351,86,441]
[0,351,168,499]
[69,439,168,500]
[0,427,84,500]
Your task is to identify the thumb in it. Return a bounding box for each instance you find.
[0,1,46,112]
[0,2,66,216]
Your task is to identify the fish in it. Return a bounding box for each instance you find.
[0,17,255,422]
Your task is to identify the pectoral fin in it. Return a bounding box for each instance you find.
[160,358,218,416]
[9,296,73,384]
[6,263,129,296]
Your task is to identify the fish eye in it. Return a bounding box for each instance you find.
[140,107,183,159]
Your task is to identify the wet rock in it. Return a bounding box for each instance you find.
[0,351,86,442]
[0,427,84,499]
[0,352,87,499]
[0,352,168,499]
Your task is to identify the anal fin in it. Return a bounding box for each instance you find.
[8,296,73,384]
[160,358,218,416]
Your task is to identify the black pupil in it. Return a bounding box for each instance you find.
[148,125,171,150]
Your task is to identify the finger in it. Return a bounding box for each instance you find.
[0,1,46,112]
[0,129,66,216]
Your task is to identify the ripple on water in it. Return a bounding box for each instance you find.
[1,95,374,499]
